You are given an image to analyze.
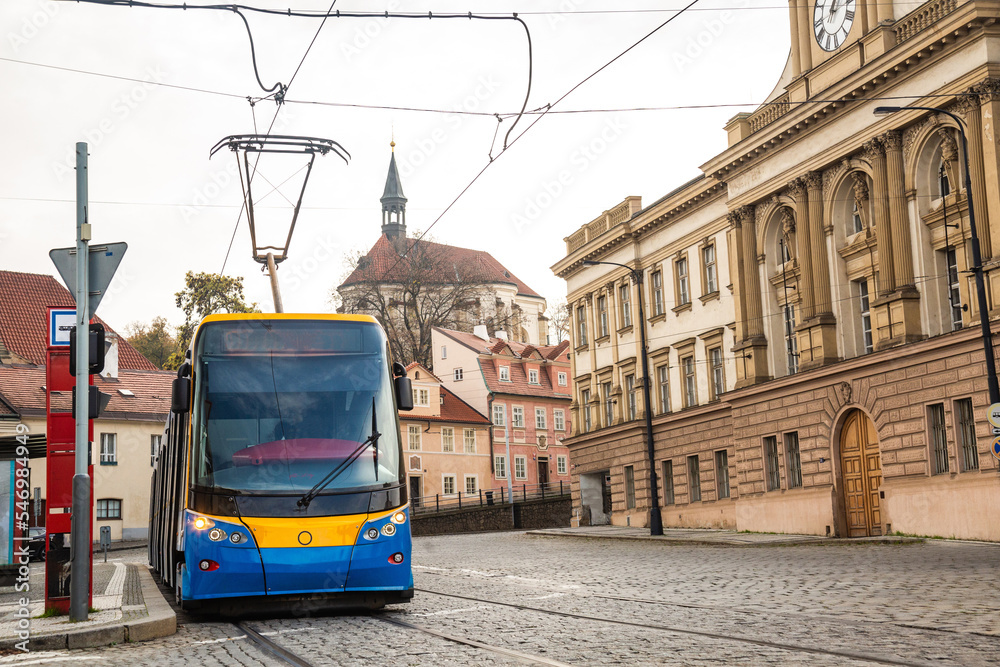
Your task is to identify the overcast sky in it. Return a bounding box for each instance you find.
[0,0,789,335]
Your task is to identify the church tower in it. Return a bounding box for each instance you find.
[381,141,407,240]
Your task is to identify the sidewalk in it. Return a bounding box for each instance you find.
[527,525,928,545]
[0,549,175,651]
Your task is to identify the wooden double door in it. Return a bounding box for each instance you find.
[840,410,883,537]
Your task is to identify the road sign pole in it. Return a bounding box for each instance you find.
[71,142,91,622]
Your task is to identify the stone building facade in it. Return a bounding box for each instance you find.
[552,0,1000,541]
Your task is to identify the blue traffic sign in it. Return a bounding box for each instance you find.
[992,437,1000,462]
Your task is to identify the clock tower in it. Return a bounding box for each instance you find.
[788,0,894,78]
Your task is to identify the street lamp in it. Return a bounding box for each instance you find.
[873,106,1000,403]
[583,259,664,535]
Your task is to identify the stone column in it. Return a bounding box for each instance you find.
[727,211,749,342]
[884,131,915,290]
[788,180,814,320]
[796,0,813,72]
[805,172,832,315]
[965,84,994,260]
[731,204,770,387]
[971,79,1000,312]
[864,138,895,295]
[740,206,764,339]
[788,0,802,77]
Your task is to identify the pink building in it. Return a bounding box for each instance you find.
[431,326,572,492]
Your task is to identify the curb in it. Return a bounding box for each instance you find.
[524,529,927,547]
[0,566,176,652]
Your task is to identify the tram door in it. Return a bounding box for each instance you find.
[840,410,883,537]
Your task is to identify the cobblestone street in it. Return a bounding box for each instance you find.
[3,532,998,666]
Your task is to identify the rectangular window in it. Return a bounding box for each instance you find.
[554,409,565,431]
[930,403,949,474]
[454,368,464,381]
[493,404,506,426]
[624,465,636,509]
[602,381,614,426]
[465,475,478,495]
[652,270,664,316]
[709,347,724,401]
[495,455,507,479]
[764,436,781,491]
[512,406,525,428]
[657,364,670,414]
[783,305,799,374]
[442,475,456,495]
[852,201,864,234]
[677,257,690,305]
[96,499,122,520]
[499,366,511,382]
[441,345,447,359]
[558,372,567,386]
[715,450,730,499]
[412,388,430,407]
[463,428,476,454]
[703,244,718,294]
[441,427,454,452]
[529,369,540,384]
[662,460,674,505]
[682,356,696,408]
[946,248,963,332]
[858,280,873,354]
[955,398,979,471]
[408,425,421,451]
[581,389,592,432]
[514,456,527,480]
[619,283,632,328]
[625,374,637,421]
[577,306,588,345]
[598,294,609,337]
[687,455,701,502]
[100,433,117,465]
[557,455,567,475]
[784,432,802,488]
[535,407,547,429]
[150,434,162,467]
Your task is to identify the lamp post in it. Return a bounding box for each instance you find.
[873,106,999,404]
[583,259,663,535]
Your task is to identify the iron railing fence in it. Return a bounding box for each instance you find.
[410,481,569,515]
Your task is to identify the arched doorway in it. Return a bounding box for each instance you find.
[839,410,883,537]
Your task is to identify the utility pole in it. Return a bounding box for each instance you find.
[71,142,91,622]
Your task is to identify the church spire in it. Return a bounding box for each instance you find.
[381,141,407,240]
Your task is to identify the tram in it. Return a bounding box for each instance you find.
[149,314,415,613]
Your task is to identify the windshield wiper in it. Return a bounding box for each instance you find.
[297,399,380,509]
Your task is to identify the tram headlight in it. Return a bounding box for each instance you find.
[365,528,379,540]
[380,523,396,537]
[391,511,407,525]
[208,527,227,542]
[192,516,214,531]
[230,532,244,544]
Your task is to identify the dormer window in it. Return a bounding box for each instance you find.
[499,366,511,382]
[528,369,539,384]
[558,372,567,386]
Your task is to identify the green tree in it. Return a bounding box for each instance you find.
[124,316,178,369]
[165,272,260,369]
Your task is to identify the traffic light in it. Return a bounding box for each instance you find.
[69,323,106,376]
[71,385,110,419]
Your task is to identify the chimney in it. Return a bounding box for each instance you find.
[101,332,119,379]
[473,324,489,341]
[494,330,508,341]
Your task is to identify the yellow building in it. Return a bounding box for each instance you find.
[553,0,1000,540]
[398,363,493,506]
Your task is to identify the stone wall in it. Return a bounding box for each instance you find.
[411,497,571,537]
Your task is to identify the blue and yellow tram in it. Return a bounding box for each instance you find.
[149,314,414,612]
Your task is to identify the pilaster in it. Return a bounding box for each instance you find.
[788,179,814,320]
[798,171,838,370]
[730,204,770,388]
[864,138,895,295]
[884,131,916,292]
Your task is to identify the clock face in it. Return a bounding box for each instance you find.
[813,0,856,52]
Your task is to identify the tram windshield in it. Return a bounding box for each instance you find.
[189,319,403,495]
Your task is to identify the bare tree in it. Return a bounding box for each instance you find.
[546,300,572,343]
[336,237,523,368]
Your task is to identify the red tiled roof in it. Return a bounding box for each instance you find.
[0,366,172,420]
[0,391,16,417]
[0,271,157,370]
[339,235,542,299]
[480,360,571,401]
[398,385,490,424]
[434,327,570,364]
